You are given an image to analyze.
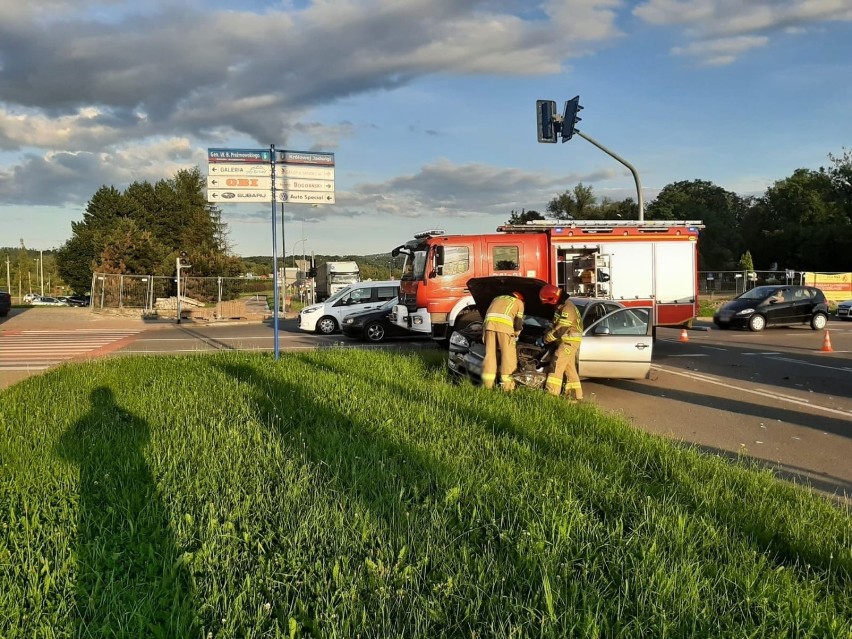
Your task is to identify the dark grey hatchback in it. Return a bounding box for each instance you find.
[712,285,829,332]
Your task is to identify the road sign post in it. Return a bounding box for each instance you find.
[206,146,336,360]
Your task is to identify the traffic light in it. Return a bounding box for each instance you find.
[561,96,582,142]
[536,100,558,143]
[179,251,191,268]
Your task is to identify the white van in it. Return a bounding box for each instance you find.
[299,280,399,334]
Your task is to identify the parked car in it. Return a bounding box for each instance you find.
[299,280,399,335]
[447,276,652,388]
[341,297,424,343]
[23,293,40,303]
[712,285,828,332]
[837,299,852,321]
[0,290,11,317]
[66,294,91,307]
[30,296,69,306]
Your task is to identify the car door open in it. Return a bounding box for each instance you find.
[578,307,653,379]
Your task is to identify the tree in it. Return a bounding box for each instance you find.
[738,250,754,272]
[645,180,749,270]
[547,183,597,220]
[507,209,545,225]
[57,167,236,288]
[741,166,851,270]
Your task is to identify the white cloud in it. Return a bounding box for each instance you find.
[634,0,852,64]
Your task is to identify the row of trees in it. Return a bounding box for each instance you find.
[55,168,242,293]
[509,148,852,271]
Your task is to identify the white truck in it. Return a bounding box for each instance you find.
[314,261,361,301]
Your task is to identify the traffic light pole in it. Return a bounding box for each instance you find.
[574,130,644,221]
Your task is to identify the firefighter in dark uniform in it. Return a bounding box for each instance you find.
[481,291,525,391]
[537,284,583,401]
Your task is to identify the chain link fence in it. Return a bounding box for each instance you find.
[90,273,295,320]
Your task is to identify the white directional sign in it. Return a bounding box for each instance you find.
[276,191,336,204]
[208,189,272,203]
[206,148,336,205]
[209,163,272,176]
[274,164,334,180]
[279,178,334,192]
[207,176,272,190]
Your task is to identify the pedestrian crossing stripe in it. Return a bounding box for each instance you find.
[0,330,140,371]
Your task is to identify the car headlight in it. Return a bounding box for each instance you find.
[301,307,319,314]
[449,332,470,348]
[343,318,354,324]
[736,308,755,316]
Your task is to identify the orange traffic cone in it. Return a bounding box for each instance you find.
[820,330,833,353]
[679,328,689,343]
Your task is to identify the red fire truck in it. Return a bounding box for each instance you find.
[390,219,704,340]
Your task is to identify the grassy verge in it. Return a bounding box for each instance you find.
[1,350,849,637]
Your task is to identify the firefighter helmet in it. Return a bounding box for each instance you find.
[539,284,561,305]
[512,291,525,303]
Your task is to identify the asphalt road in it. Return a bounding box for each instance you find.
[3,307,850,500]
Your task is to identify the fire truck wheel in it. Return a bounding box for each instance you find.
[316,316,338,334]
[455,310,482,334]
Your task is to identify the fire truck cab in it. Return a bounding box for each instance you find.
[391,220,703,341]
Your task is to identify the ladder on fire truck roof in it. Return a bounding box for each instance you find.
[496,219,704,232]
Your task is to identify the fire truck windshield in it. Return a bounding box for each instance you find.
[401,249,428,280]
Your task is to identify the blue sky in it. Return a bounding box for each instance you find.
[1,0,850,258]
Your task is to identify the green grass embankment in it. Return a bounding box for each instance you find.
[1,350,849,637]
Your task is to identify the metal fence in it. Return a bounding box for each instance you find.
[90,273,300,319]
[698,270,807,298]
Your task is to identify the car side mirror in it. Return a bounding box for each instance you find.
[594,326,611,335]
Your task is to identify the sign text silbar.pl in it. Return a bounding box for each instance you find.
[275,165,334,179]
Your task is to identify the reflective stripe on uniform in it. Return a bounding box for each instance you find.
[484,313,516,328]
[484,295,523,331]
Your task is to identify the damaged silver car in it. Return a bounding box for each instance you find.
[447,276,654,388]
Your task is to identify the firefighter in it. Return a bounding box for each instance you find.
[481,291,525,391]
[537,284,584,401]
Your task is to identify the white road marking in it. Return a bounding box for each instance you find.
[767,356,852,373]
[651,364,852,418]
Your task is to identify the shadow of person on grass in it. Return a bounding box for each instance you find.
[57,387,197,636]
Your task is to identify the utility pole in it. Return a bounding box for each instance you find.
[5,256,10,297]
[39,249,44,296]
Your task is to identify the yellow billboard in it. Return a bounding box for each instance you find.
[803,272,852,302]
